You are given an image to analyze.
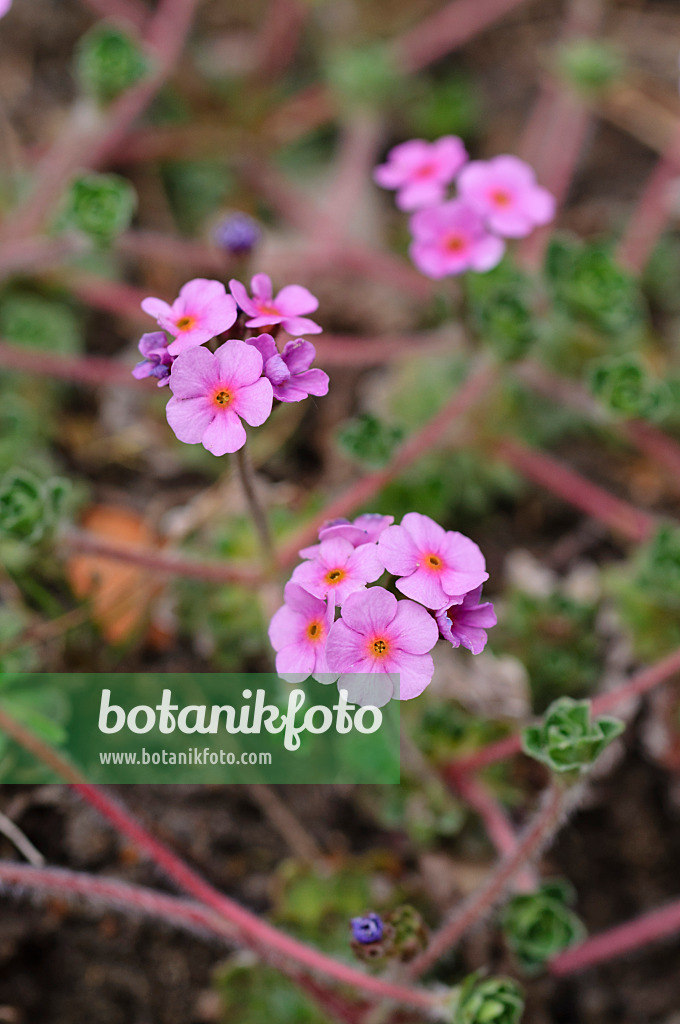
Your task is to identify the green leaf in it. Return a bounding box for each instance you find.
[75,22,150,105]
[521,697,624,776]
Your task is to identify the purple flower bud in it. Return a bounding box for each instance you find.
[132,331,174,387]
[350,913,384,944]
[214,212,261,256]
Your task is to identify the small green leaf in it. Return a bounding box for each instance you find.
[521,697,624,776]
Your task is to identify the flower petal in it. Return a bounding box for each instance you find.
[201,409,247,455]
[275,284,319,316]
[340,587,397,636]
[168,346,219,398]
[166,395,215,444]
[234,377,273,427]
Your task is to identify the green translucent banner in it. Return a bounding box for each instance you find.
[0,674,400,784]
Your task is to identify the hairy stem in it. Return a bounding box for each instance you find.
[0,703,439,1014]
[551,896,680,976]
[496,437,656,543]
[446,645,680,775]
[407,785,566,978]
[617,122,680,274]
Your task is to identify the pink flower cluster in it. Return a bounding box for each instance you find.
[374,138,555,278]
[269,512,496,706]
[134,275,328,455]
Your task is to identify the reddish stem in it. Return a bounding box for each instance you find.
[0,861,236,941]
[277,358,495,564]
[253,0,308,83]
[394,0,531,75]
[61,529,263,587]
[80,0,149,30]
[550,896,680,976]
[446,645,680,775]
[407,785,565,978]
[445,769,537,890]
[0,0,199,244]
[621,420,680,483]
[617,122,680,274]
[69,783,438,1012]
[0,340,140,389]
[496,437,657,543]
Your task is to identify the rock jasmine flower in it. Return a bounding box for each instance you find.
[299,513,394,559]
[326,587,439,702]
[435,585,497,654]
[229,274,322,336]
[378,512,488,610]
[292,537,384,603]
[141,278,238,356]
[165,340,273,456]
[409,200,505,278]
[373,137,468,211]
[246,334,329,403]
[457,155,555,238]
[132,331,174,386]
[268,582,335,682]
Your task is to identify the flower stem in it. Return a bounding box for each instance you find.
[495,437,656,543]
[235,447,277,573]
[393,0,531,74]
[445,644,680,775]
[617,121,680,274]
[550,896,680,976]
[407,784,566,978]
[0,705,438,1013]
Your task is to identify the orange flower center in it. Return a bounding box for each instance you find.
[176,316,196,331]
[325,568,346,585]
[371,638,389,657]
[491,189,511,207]
[425,553,443,571]
[445,234,465,253]
[306,620,323,641]
[214,389,233,407]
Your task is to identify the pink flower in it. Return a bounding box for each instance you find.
[292,538,383,604]
[132,331,174,387]
[141,279,238,356]
[269,582,335,683]
[409,200,505,278]
[166,340,273,456]
[230,274,321,336]
[457,156,555,238]
[373,137,468,211]
[299,513,394,559]
[246,334,329,402]
[377,512,488,610]
[435,586,497,655]
[326,587,439,702]
[0,0,12,17]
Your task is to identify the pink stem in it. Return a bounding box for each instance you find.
[79,0,149,30]
[496,438,657,543]
[620,420,680,484]
[69,783,438,1012]
[253,0,308,83]
[0,340,140,389]
[407,785,565,978]
[550,896,680,976]
[616,122,680,274]
[61,529,264,587]
[517,361,680,490]
[446,770,537,891]
[317,112,384,249]
[394,0,531,75]
[0,0,199,244]
[446,645,680,775]
[0,861,236,942]
[277,358,495,564]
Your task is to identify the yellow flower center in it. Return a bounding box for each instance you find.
[214,389,233,407]
[445,234,465,253]
[176,316,196,331]
[491,189,511,207]
[371,638,388,657]
[325,568,346,585]
[306,620,323,641]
